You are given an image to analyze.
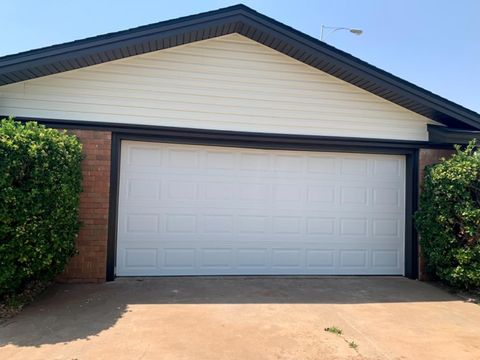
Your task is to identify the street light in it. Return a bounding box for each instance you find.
[320,25,363,42]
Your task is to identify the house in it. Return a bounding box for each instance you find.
[0,5,478,282]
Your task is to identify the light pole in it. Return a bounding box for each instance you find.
[320,25,363,42]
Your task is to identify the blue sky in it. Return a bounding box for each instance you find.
[2,0,479,113]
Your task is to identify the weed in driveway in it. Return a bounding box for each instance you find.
[325,326,360,353]
[348,341,358,350]
[324,326,343,335]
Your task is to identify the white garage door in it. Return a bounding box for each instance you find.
[116,141,405,276]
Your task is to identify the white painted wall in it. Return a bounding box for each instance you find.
[0,33,437,140]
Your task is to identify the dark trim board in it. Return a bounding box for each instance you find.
[405,150,419,278]
[11,115,472,149]
[9,115,433,150]
[428,124,480,145]
[105,131,419,281]
[106,133,121,281]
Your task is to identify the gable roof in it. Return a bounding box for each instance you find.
[1,4,479,130]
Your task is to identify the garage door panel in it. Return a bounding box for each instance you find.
[373,218,401,238]
[127,145,162,167]
[163,248,196,269]
[119,216,403,242]
[372,250,401,268]
[123,248,158,270]
[306,249,335,267]
[373,158,403,176]
[340,158,369,175]
[126,214,159,233]
[200,249,234,268]
[116,141,405,276]
[117,244,404,274]
[117,249,404,276]
[237,249,268,267]
[339,249,368,267]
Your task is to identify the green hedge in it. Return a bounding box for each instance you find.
[0,118,83,297]
[415,141,480,289]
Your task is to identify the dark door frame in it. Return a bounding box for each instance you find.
[106,130,419,281]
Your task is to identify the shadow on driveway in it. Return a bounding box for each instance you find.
[0,276,464,347]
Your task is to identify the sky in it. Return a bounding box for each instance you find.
[2,0,479,113]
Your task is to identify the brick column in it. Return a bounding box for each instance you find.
[58,130,112,283]
[417,148,454,280]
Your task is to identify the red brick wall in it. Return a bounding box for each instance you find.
[57,130,112,283]
[417,148,454,280]
[418,149,454,185]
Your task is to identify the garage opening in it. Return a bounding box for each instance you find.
[115,140,405,276]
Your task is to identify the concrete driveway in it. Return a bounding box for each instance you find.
[1,277,479,360]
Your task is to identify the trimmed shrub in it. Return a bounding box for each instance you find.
[415,141,480,289]
[0,118,83,297]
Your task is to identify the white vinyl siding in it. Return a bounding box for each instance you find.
[0,34,437,140]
